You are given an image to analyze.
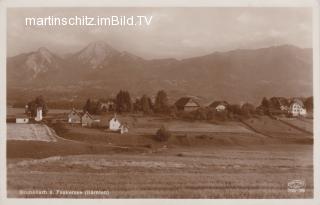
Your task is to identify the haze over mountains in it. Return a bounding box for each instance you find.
[7,41,312,105]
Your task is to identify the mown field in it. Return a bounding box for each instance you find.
[7,123,57,142]
[6,109,314,198]
[7,146,313,198]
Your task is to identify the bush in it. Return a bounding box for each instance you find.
[155,126,171,141]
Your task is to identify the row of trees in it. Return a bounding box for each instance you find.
[83,90,171,115]
[82,90,260,122]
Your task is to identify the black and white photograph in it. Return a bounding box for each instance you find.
[1,0,319,203]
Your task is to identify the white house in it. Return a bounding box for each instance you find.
[289,99,307,117]
[100,100,115,112]
[35,107,43,121]
[209,101,229,112]
[120,124,129,134]
[16,117,29,124]
[216,104,226,112]
[109,115,121,131]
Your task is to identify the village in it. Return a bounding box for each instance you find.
[6,90,314,198]
[11,90,313,136]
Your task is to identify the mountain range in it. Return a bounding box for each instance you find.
[7,41,313,105]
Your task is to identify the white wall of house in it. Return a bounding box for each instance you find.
[289,102,307,116]
[35,107,43,121]
[68,111,81,123]
[16,118,29,123]
[184,100,199,111]
[216,104,226,112]
[81,114,93,126]
[109,118,121,131]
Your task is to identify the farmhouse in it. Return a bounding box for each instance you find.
[289,99,307,117]
[209,101,229,112]
[16,116,29,124]
[174,97,200,111]
[109,115,121,131]
[99,99,115,112]
[68,109,81,124]
[81,112,95,127]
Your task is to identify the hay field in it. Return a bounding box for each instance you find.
[278,117,313,133]
[242,116,313,144]
[7,123,57,142]
[6,113,313,198]
[7,145,313,198]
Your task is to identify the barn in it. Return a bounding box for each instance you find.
[81,112,95,127]
[99,100,115,112]
[68,109,81,124]
[15,116,29,124]
[174,97,200,111]
[209,101,229,112]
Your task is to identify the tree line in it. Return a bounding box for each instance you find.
[24,92,314,121]
[83,90,171,115]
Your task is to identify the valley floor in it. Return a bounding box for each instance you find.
[6,111,314,198]
[7,145,313,198]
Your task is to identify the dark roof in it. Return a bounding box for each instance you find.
[209,101,229,108]
[82,111,94,119]
[290,98,305,107]
[174,97,200,108]
[69,109,81,116]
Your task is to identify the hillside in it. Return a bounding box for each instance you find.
[7,42,313,105]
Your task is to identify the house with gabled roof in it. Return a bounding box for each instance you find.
[289,98,307,117]
[68,108,81,124]
[174,97,200,111]
[209,101,229,112]
[81,111,95,127]
[99,99,115,112]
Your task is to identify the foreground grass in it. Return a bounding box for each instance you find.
[7,146,313,198]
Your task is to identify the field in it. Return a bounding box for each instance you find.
[241,116,313,144]
[7,123,57,142]
[277,117,313,134]
[6,109,314,198]
[7,146,313,198]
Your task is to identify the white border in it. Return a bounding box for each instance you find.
[0,1,319,205]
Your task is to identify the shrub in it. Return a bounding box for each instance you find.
[155,126,171,141]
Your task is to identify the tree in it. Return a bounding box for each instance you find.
[261,97,270,108]
[115,90,132,113]
[241,103,255,117]
[229,104,242,115]
[155,125,171,141]
[83,98,101,115]
[133,98,142,112]
[305,96,313,112]
[260,97,270,115]
[154,90,169,113]
[83,98,92,113]
[26,95,48,117]
[141,95,153,114]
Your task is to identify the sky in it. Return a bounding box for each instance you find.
[7,7,312,59]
